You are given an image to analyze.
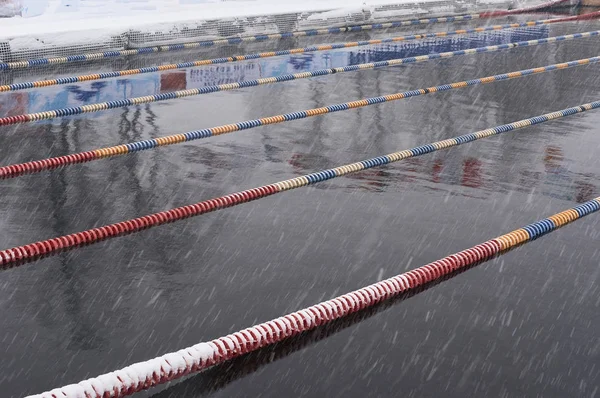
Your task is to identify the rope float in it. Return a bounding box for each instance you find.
[1,36,598,128]
[27,194,600,397]
[1,100,598,269]
[151,260,487,397]
[0,0,576,71]
[0,16,586,93]
[0,56,597,181]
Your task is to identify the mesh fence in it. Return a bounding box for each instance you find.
[0,0,512,63]
[125,1,461,47]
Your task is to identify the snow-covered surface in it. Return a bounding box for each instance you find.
[0,1,20,18]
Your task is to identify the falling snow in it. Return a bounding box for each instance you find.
[0,3,599,398]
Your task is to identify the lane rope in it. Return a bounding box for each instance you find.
[1,35,597,128]
[149,257,489,397]
[0,15,586,93]
[0,56,598,180]
[27,194,600,397]
[0,0,577,71]
[1,100,599,269]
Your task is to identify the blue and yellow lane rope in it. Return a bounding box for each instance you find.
[0,17,566,90]
[0,33,597,127]
[0,60,598,179]
[1,100,599,267]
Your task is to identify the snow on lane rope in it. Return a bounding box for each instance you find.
[0,15,591,93]
[1,100,599,269]
[0,0,578,71]
[0,33,598,129]
[27,195,600,398]
[0,56,598,180]
[153,260,485,397]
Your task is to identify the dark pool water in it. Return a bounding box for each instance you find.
[0,13,599,398]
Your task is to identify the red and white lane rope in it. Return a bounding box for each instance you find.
[154,260,484,397]
[27,195,600,398]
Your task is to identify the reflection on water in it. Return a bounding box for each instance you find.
[288,144,600,203]
[0,26,548,117]
[0,15,599,398]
